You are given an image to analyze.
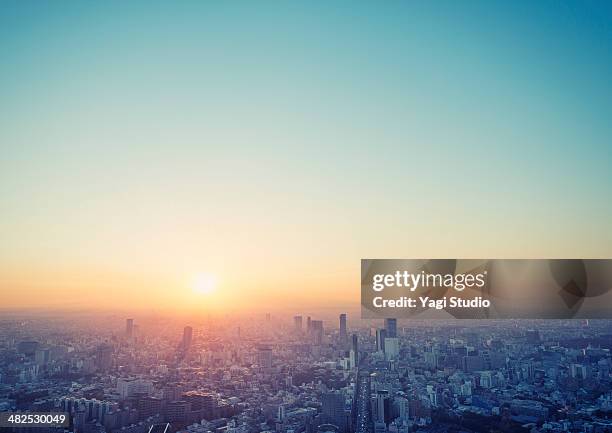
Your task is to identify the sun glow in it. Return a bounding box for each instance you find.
[192,273,217,295]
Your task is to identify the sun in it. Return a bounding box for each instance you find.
[191,273,217,295]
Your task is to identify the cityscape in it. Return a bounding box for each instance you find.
[2,313,612,433]
[3,3,612,433]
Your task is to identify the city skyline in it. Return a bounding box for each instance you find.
[2,310,611,433]
[2,2,612,432]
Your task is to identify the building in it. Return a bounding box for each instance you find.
[137,397,162,419]
[375,390,391,424]
[183,326,193,350]
[384,338,399,361]
[322,392,348,433]
[311,320,324,345]
[35,348,51,365]
[376,329,387,353]
[424,351,438,369]
[17,341,39,356]
[165,400,190,422]
[384,319,397,338]
[350,334,359,368]
[183,391,216,419]
[571,363,588,379]
[117,378,153,398]
[95,344,113,372]
[294,316,303,332]
[58,397,118,423]
[395,397,408,421]
[480,371,493,388]
[258,346,273,368]
[126,319,134,337]
[339,314,347,343]
[462,355,485,372]
[509,399,548,419]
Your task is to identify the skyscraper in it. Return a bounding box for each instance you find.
[182,326,193,350]
[322,391,348,432]
[311,320,324,345]
[384,318,397,338]
[376,329,387,352]
[350,334,359,368]
[258,346,273,368]
[339,313,347,342]
[376,390,391,424]
[384,337,399,361]
[294,315,303,332]
[126,318,134,337]
[95,344,113,372]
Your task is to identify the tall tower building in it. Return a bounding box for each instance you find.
[339,314,347,342]
[350,334,359,368]
[182,326,193,350]
[311,320,324,345]
[294,316,303,332]
[376,329,387,352]
[95,344,113,372]
[384,337,399,361]
[126,319,134,337]
[384,318,397,338]
[376,390,391,424]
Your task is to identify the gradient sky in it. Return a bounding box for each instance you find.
[1,1,612,312]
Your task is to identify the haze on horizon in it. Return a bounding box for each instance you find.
[1,2,612,313]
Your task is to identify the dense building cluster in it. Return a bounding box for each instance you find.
[2,314,612,433]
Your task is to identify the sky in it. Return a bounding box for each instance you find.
[1,1,612,313]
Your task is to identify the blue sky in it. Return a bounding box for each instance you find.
[1,1,611,309]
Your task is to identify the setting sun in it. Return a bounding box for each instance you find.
[191,273,217,295]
